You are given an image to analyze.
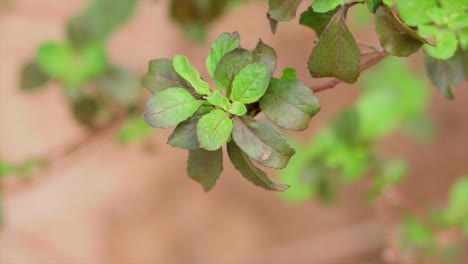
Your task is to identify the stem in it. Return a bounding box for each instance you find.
[311,51,389,94]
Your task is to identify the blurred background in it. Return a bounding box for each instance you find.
[0,0,467,263]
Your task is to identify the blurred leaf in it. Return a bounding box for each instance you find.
[281,68,297,80]
[259,78,320,131]
[312,0,347,13]
[445,176,468,225]
[117,116,152,144]
[144,88,202,128]
[173,55,212,96]
[206,32,241,78]
[168,106,212,149]
[227,141,289,191]
[375,5,427,57]
[71,95,112,128]
[232,116,295,169]
[331,108,360,145]
[366,0,382,13]
[0,161,14,179]
[401,114,436,142]
[141,59,196,97]
[197,109,233,151]
[300,5,339,37]
[308,8,360,83]
[369,159,408,200]
[213,48,252,93]
[393,0,437,27]
[252,40,277,76]
[424,50,464,99]
[20,61,50,91]
[98,67,141,107]
[231,63,270,104]
[402,217,436,248]
[187,148,223,192]
[419,25,458,60]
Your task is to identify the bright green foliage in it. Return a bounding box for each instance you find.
[0,161,14,179]
[144,88,202,128]
[445,176,468,226]
[168,106,213,150]
[401,218,436,249]
[366,0,382,13]
[197,109,233,151]
[117,116,152,144]
[259,78,320,131]
[312,0,348,13]
[20,62,50,91]
[173,55,212,96]
[281,68,297,81]
[393,0,437,27]
[36,42,108,86]
[206,32,241,77]
[418,25,458,60]
[308,7,360,83]
[205,90,231,111]
[375,5,428,57]
[187,148,223,192]
[232,116,295,169]
[231,63,270,103]
[252,40,277,76]
[300,5,340,37]
[213,48,252,93]
[227,141,289,191]
[229,101,247,116]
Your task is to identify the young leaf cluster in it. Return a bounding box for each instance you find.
[142,32,321,191]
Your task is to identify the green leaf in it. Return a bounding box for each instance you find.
[393,0,437,27]
[168,106,213,149]
[308,8,360,83]
[36,42,108,86]
[232,116,295,169]
[281,68,297,80]
[20,61,50,91]
[300,5,339,37]
[141,59,197,97]
[228,101,247,116]
[144,88,202,128]
[424,51,464,100]
[445,176,468,224]
[205,90,231,110]
[331,108,360,144]
[197,109,233,151]
[0,161,14,178]
[206,32,241,77]
[259,78,320,131]
[366,0,382,13]
[402,217,436,247]
[227,141,289,191]
[187,148,223,192]
[117,116,152,144]
[213,48,253,93]
[268,0,303,21]
[312,0,348,13]
[252,40,277,76]
[231,63,270,104]
[173,55,212,96]
[418,25,458,60]
[375,5,428,57]
[97,66,141,107]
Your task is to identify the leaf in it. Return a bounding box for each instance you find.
[299,5,339,37]
[187,148,223,192]
[375,5,428,57]
[206,32,241,77]
[144,88,202,128]
[197,109,233,151]
[141,59,197,97]
[173,55,212,96]
[312,0,347,13]
[267,13,279,34]
[232,116,295,169]
[228,101,247,116]
[20,61,50,91]
[365,0,382,13]
[252,40,277,76]
[97,66,141,107]
[227,141,289,191]
[402,218,436,247]
[445,176,468,224]
[393,0,437,27]
[268,0,303,22]
[213,48,253,93]
[168,106,213,149]
[424,51,464,99]
[308,8,360,83]
[231,63,270,104]
[281,68,297,80]
[0,161,14,178]
[331,108,360,144]
[117,116,152,144]
[418,25,458,60]
[205,90,231,110]
[259,78,320,131]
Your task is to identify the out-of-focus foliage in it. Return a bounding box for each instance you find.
[279,57,431,203]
